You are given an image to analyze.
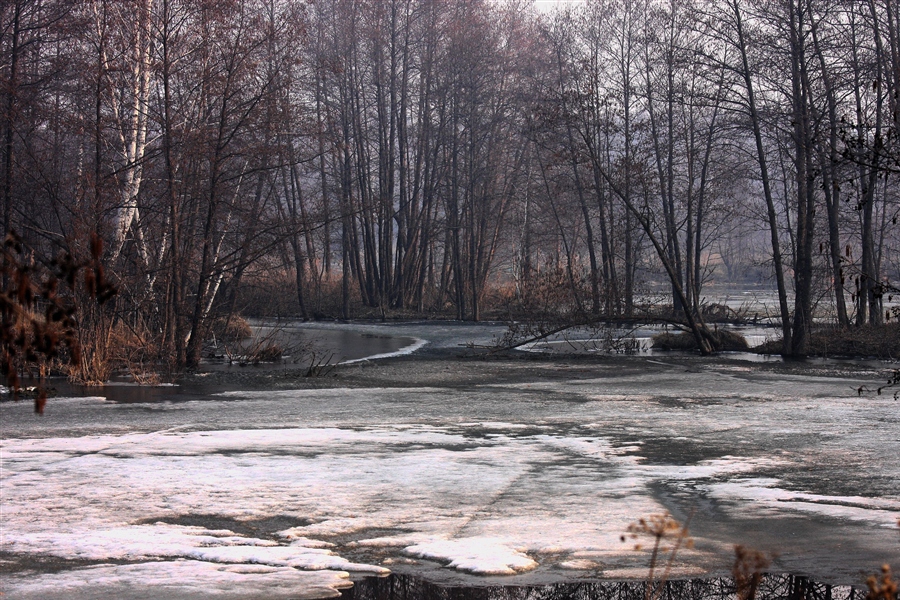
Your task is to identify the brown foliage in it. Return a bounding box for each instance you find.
[622,512,694,600]
[733,545,773,600]
[1,231,115,413]
[866,565,898,600]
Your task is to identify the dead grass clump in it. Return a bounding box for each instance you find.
[68,318,168,385]
[651,329,748,352]
[713,329,750,351]
[211,315,252,342]
[67,304,116,386]
[651,332,697,351]
[755,323,900,358]
[244,343,283,364]
[808,324,900,359]
[108,321,161,385]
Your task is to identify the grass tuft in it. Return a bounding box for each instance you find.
[754,324,900,358]
[652,329,749,352]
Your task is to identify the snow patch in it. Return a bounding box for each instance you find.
[404,537,538,575]
[704,478,900,525]
[1,560,353,600]
[186,544,388,573]
[6,522,387,574]
[558,558,603,570]
[339,337,428,364]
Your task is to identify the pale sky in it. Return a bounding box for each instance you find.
[533,0,585,11]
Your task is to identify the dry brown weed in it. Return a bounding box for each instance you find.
[622,512,694,600]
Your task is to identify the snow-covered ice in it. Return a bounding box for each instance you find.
[404,538,538,575]
[4,560,353,599]
[2,323,899,597]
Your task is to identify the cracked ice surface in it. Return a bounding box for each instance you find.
[5,560,354,600]
[2,325,899,597]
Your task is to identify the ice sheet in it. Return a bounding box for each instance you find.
[404,538,538,574]
[3,340,899,597]
[2,560,353,599]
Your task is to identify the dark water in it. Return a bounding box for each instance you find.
[341,573,860,600]
[41,324,417,404]
[213,322,418,366]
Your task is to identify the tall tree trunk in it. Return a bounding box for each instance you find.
[2,0,21,241]
[811,17,850,327]
[731,0,792,353]
[788,0,815,356]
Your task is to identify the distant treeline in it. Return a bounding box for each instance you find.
[2,0,897,366]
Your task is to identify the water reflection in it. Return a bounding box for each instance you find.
[341,574,860,600]
[519,324,777,357]
[246,322,418,365]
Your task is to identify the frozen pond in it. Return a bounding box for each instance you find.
[1,322,898,599]
[204,320,422,367]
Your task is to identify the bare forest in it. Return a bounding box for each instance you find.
[2,0,899,376]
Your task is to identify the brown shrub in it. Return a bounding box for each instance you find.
[245,343,283,364]
[108,320,161,384]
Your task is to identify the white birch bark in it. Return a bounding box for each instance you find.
[104,0,154,263]
[199,168,246,330]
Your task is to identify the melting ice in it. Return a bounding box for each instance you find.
[2,323,899,598]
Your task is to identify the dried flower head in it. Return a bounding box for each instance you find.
[623,513,691,549]
[866,564,898,600]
